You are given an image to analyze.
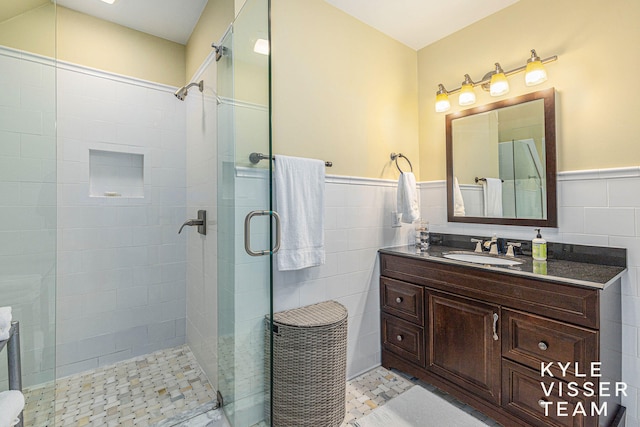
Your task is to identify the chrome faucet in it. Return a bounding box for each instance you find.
[505,242,522,257]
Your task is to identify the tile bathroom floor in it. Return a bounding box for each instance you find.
[23,347,499,427]
[340,367,501,426]
[22,345,216,427]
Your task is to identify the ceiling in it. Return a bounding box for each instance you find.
[325,0,520,50]
[54,0,208,45]
[6,0,519,49]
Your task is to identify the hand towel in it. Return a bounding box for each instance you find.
[397,172,420,223]
[0,307,11,341]
[482,178,503,217]
[453,177,465,216]
[275,155,325,271]
[0,390,24,427]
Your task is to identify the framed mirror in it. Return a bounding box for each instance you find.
[446,88,557,227]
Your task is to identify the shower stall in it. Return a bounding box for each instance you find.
[0,0,275,426]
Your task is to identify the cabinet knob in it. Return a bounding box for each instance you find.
[538,341,549,351]
[538,399,548,408]
[396,335,403,342]
[395,297,403,304]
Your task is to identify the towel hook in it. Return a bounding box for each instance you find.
[390,153,413,173]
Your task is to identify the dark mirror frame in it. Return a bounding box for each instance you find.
[446,87,557,227]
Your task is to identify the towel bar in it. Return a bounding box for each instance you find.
[475,177,504,183]
[249,152,332,167]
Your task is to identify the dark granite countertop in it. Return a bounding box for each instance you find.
[379,234,627,290]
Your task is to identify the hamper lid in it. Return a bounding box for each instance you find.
[271,300,347,327]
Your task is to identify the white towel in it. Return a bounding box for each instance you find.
[397,172,420,223]
[0,307,11,341]
[482,178,503,217]
[453,177,465,216]
[0,390,24,427]
[275,155,325,271]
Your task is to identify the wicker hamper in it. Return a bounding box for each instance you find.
[265,300,348,427]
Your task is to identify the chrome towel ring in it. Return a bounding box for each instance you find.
[390,152,413,173]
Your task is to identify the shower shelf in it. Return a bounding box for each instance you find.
[89,149,144,198]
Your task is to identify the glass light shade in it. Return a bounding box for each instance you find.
[435,92,450,113]
[525,60,547,86]
[490,72,509,96]
[458,83,476,106]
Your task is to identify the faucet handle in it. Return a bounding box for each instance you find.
[505,242,522,257]
[470,238,483,253]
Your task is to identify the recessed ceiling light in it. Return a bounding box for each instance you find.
[254,39,269,56]
[100,0,118,4]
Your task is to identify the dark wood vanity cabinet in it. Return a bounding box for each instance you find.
[428,291,501,405]
[379,253,624,427]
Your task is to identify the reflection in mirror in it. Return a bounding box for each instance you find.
[446,88,557,227]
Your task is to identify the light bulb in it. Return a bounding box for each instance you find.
[489,63,509,96]
[458,74,476,106]
[435,84,450,113]
[525,50,547,86]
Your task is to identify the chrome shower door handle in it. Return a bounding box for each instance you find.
[244,210,281,256]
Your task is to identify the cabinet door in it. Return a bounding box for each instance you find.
[428,291,501,404]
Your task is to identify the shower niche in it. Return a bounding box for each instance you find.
[89,149,145,198]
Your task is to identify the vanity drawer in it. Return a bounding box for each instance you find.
[381,313,425,367]
[381,277,424,325]
[502,309,598,384]
[502,359,597,427]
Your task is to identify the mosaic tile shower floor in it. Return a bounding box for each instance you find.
[23,345,216,427]
[22,346,499,427]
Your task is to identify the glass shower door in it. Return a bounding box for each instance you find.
[216,0,273,425]
[0,1,57,425]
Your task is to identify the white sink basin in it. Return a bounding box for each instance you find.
[443,252,522,266]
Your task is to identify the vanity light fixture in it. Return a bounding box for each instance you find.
[434,49,557,112]
[489,63,509,96]
[458,74,476,106]
[435,84,451,113]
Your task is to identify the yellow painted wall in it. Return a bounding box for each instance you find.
[0,3,55,57]
[418,0,640,180]
[0,3,186,87]
[185,0,234,82]
[57,7,185,86]
[271,0,419,179]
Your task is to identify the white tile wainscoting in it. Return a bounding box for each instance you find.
[273,175,413,379]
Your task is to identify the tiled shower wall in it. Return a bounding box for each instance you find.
[56,66,187,377]
[419,169,640,427]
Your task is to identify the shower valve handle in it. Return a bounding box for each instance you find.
[178,210,207,235]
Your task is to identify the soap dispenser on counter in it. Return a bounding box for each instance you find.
[532,228,547,261]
